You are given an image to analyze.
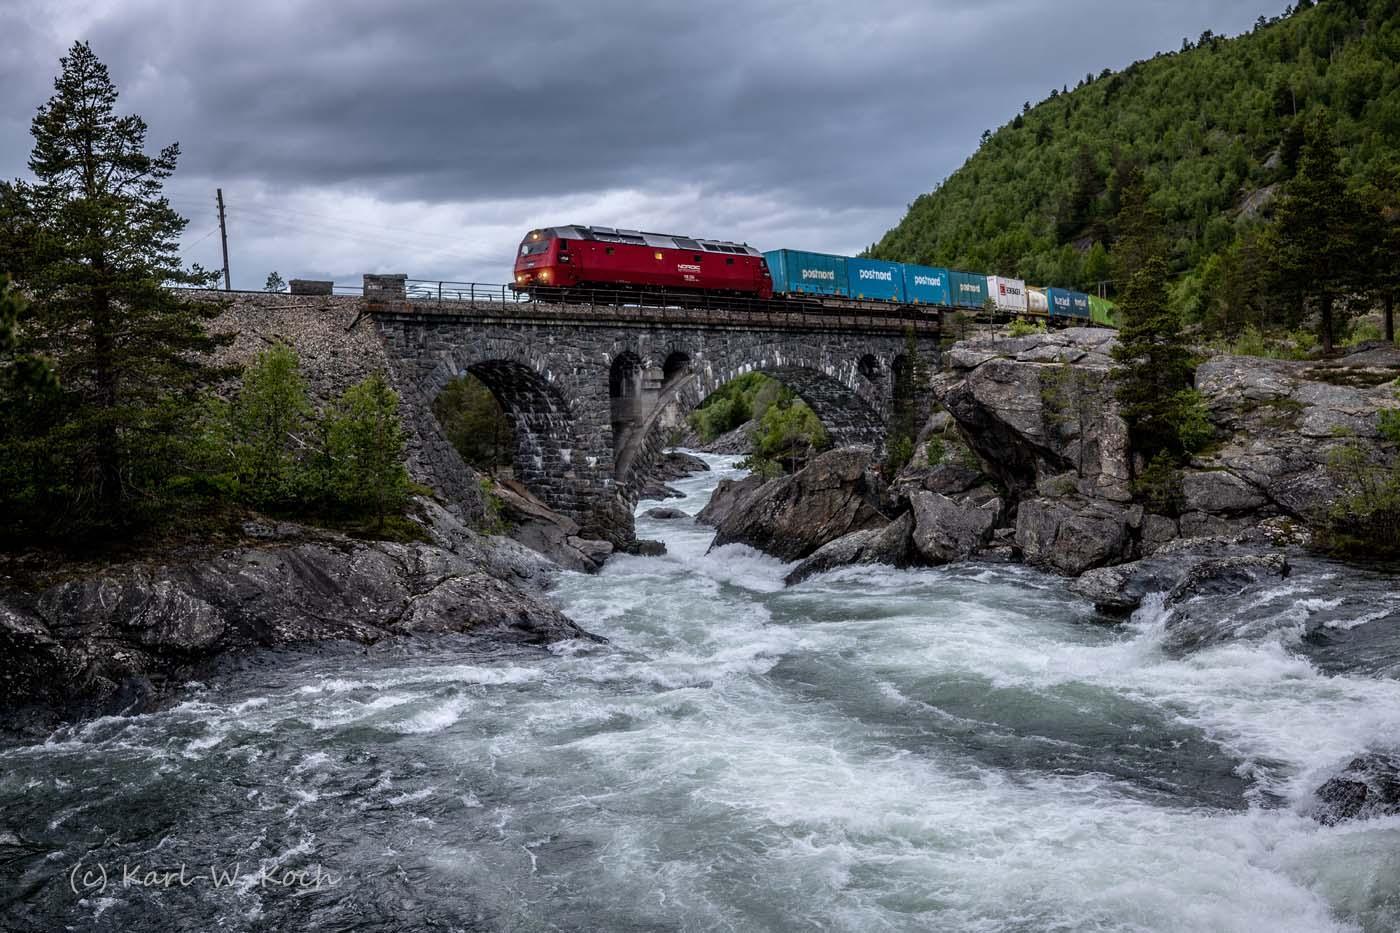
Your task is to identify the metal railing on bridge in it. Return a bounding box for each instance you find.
[396,279,948,331]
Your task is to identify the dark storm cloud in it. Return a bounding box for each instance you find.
[1,0,1286,285]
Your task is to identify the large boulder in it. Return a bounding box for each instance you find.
[696,474,766,527]
[1194,351,1400,520]
[493,480,614,573]
[709,447,890,562]
[910,490,1001,564]
[1310,754,1400,826]
[784,512,915,585]
[1014,495,1141,576]
[936,329,1132,506]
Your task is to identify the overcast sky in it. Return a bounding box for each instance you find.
[1,0,1284,290]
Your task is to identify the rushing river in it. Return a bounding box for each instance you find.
[3,453,1400,932]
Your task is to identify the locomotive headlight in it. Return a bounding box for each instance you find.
[539,269,550,281]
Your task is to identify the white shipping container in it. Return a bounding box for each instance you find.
[1027,286,1049,314]
[986,276,1028,313]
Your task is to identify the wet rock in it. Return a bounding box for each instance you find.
[1,513,595,735]
[921,463,983,496]
[643,507,688,520]
[622,539,668,557]
[910,491,1000,564]
[652,450,710,480]
[784,512,914,585]
[1180,470,1268,515]
[493,480,614,573]
[698,421,755,455]
[710,447,890,562]
[1014,496,1141,576]
[638,481,685,501]
[638,451,711,501]
[1070,545,1288,615]
[1310,754,1400,826]
[696,474,766,527]
[936,330,1132,506]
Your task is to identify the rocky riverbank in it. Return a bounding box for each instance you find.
[704,330,1400,588]
[0,499,596,737]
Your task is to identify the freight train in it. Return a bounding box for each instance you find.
[512,225,1117,327]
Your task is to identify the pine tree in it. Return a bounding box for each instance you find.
[0,276,55,394]
[264,271,286,293]
[1263,111,1367,354]
[1359,164,1400,343]
[0,42,229,533]
[1109,172,1197,462]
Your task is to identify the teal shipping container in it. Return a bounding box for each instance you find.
[950,270,988,309]
[902,264,953,306]
[763,249,848,297]
[1048,287,1091,319]
[846,258,906,302]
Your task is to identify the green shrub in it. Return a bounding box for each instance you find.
[1168,389,1215,454]
[738,455,783,480]
[1346,317,1385,346]
[229,343,313,507]
[1007,318,1047,337]
[1132,452,1184,515]
[1317,439,1400,555]
[926,436,946,466]
[477,476,509,534]
[884,435,914,473]
[316,373,412,528]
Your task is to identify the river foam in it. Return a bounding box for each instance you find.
[1,451,1396,931]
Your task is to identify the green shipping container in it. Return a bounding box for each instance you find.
[1088,295,1118,328]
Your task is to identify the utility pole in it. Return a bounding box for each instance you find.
[216,188,231,291]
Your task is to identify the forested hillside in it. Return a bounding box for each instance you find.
[869,0,1400,330]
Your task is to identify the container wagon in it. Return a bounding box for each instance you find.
[764,249,848,298]
[846,257,906,302]
[949,270,989,309]
[1088,295,1118,327]
[902,264,953,308]
[986,276,1029,315]
[1026,286,1049,316]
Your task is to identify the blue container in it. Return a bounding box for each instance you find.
[901,264,953,306]
[764,250,848,297]
[950,270,989,309]
[1048,287,1091,319]
[846,258,906,302]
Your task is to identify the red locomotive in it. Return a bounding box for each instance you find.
[512,225,772,300]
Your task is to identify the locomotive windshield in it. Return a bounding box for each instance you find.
[519,229,554,256]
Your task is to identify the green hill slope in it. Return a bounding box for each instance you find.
[868,0,1400,324]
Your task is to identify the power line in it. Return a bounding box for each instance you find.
[226,203,458,251]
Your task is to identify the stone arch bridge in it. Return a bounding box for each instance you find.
[369,286,940,543]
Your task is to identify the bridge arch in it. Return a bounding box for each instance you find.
[615,342,897,490]
[372,306,939,544]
